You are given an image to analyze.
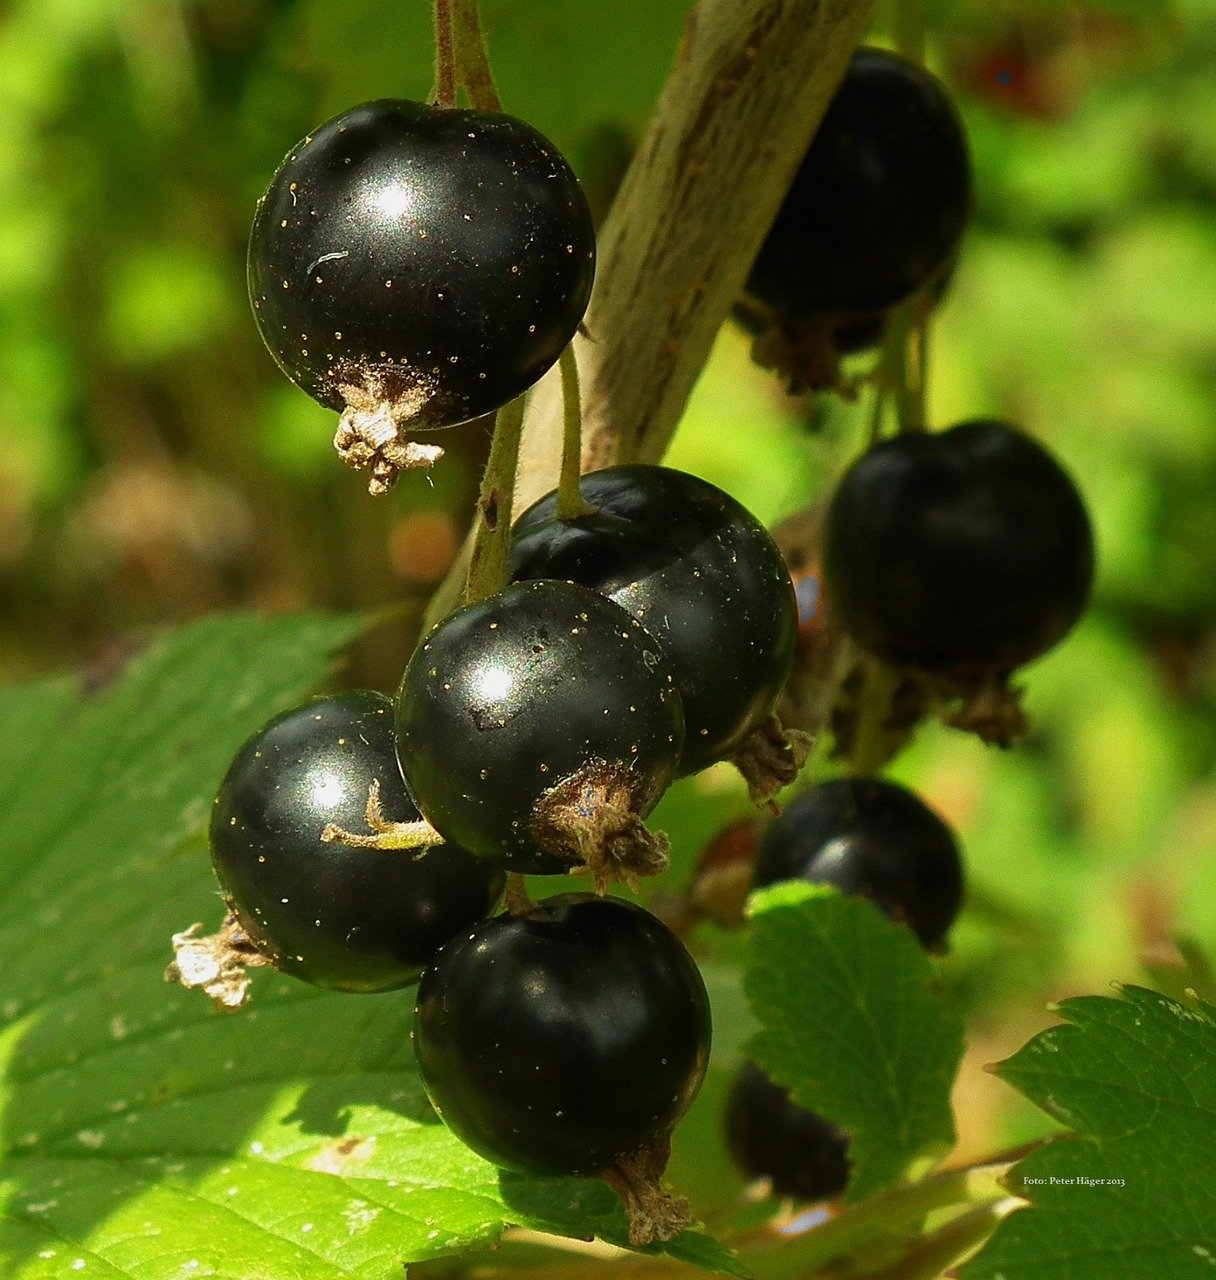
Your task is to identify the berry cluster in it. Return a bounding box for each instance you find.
[174,89,815,1244]
[170,451,802,1238]
[167,32,1099,1239]
[718,50,1091,1202]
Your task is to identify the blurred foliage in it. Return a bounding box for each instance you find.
[0,0,1214,1212]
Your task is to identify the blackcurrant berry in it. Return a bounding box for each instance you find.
[248,100,595,488]
[725,1061,850,1202]
[747,47,971,318]
[210,692,503,992]
[822,420,1095,674]
[395,580,684,883]
[414,894,711,1181]
[753,777,964,950]
[509,465,798,775]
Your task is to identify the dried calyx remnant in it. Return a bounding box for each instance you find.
[166,914,270,1012]
[331,374,445,495]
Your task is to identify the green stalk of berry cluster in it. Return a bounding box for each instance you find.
[850,0,932,775]
[450,0,503,112]
[557,344,594,520]
[463,394,526,605]
[430,0,457,107]
[429,0,521,609]
[889,0,925,68]
[740,1154,1018,1279]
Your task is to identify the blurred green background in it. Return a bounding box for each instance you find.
[1,0,1214,1177]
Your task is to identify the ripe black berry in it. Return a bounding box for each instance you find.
[822,420,1095,674]
[725,1061,850,1202]
[414,893,711,1181]
[753,777,964,950]
[248,99,595,489]
[210,692,503,992]
[509,465,798,775]
[747,48,971,319]
[395,580,684,884]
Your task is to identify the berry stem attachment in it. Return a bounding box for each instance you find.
[504,872,534,915]
[465,394,526,605]
[556,344,594,521]
[849,656,901,777]
[891,0,926,66]
[451,0,503,112]
[430,0,457,109]
[877,292,925,435]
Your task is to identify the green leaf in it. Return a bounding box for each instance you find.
[961,985,1216,1280]
[0,615,739,1279]
[743,882,964,1201]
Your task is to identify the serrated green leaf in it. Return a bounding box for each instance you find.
[961,985,1216,1280]
[743,883,964,1201]
[0,615,740,1280]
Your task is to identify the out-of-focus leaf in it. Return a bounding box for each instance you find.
[744,883,964,1201]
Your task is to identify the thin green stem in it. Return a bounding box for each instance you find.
[741,1158,1017,1280]
[851,1199,1017,1280]
[557,344,594,520]
[464,395,526,605]
[867,379,889,444]
[914,302,930,429]
[890,0,925,65]
[451,0,502,112]
[430,0,457,107]
[505,872,535,915]
[885,294,924,434]
[850,656,900,777]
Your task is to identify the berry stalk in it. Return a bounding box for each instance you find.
[890,0,926,66]
[741,1155,1019,1279]
[430,0,457,108]
[451,0,503,112]
[464,394,526,605]
[556,344,594,520]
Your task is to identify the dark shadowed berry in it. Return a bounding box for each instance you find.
[725,1061,851,1201]
[210,692,503,992]
[414,893,711,1178]
[747,48,971,319]
[753,777,964,950]
[395,580,684,882]
[509,465,798,775]
[248,99,594,488]
[822,419,1095,674]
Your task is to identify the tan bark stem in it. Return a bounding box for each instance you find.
[513,0,875,510]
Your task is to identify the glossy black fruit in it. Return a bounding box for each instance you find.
[509,466,797,774]
[822,419,1095,673]
[753,777,964,950]
[248,99,594,427]
[395,579,684,875]
[747,47,971,319]
[211,692,503,991]
[725,1061,850,1201]
[414,893,711,1176]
